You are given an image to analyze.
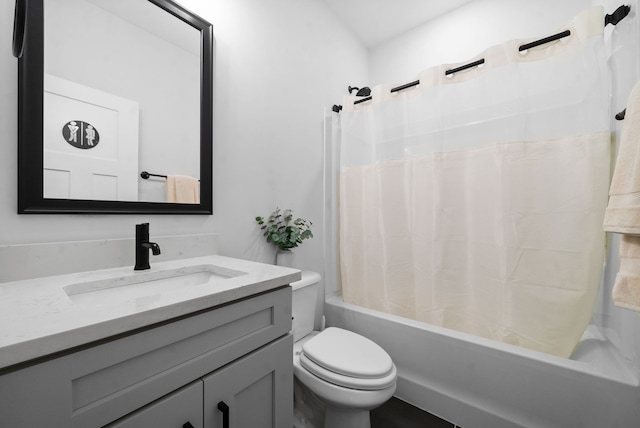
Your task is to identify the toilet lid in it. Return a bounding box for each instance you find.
[301,327,394,380]
[299,353,397,390]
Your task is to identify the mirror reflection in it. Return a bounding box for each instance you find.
[43,0,201,203]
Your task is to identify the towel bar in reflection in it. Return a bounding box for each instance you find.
[140,171,200,182]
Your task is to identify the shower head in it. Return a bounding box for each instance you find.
[348,86,371,97]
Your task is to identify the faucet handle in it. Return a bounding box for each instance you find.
[136,223,150,241]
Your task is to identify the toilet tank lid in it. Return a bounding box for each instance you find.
[290,271,321,291]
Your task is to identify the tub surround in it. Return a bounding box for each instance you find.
[0,255,300,371]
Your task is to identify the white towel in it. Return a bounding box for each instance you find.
[612,235,640,311]
[603,80,640,233]
[604,79,640,311]
[166,175,200,204]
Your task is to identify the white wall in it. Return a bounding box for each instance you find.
[370,0,595,86]
[176,0,368,273]
[0,0,367,278]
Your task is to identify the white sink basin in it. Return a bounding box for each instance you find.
[63,264,247,303]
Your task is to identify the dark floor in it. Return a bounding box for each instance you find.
[371,397,459,428]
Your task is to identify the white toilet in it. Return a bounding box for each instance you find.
[291,271,397,428]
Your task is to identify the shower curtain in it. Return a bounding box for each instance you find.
[339,7,611,358]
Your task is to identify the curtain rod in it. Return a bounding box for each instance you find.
[445,58,485,75]
[518,30,570,52]
[333,5,630,113]
[391,80,420,93]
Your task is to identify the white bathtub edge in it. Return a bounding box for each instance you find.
[325,292,640,428]
[325,292,638,386]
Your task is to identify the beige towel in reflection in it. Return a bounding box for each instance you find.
[604,79,640,311]
[166,175,200,204]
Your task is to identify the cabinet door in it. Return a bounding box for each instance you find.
[203,334,293,428]
[106,380,203,428]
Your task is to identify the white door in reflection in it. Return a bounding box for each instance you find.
[43,74,139,201]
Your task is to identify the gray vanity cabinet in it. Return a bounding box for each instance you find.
[203,335,293,427]
[107,335,293,428]
[0,286,293,428]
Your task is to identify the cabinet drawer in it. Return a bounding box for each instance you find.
[106,380,203,428]
[69,286,291,427]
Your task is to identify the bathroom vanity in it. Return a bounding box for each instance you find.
[0,256,298,427]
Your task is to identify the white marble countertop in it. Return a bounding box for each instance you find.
[0,255,300,371]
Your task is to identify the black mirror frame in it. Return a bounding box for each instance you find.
[17,0,213,214]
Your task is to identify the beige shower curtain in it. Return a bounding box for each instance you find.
[339,7,611,358]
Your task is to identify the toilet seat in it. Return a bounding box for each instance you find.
[300,327,397,391]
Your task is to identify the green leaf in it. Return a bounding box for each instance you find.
[256,207,313,250]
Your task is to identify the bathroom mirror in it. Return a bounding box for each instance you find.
[16,0,213,214]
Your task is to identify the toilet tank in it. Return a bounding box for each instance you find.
[291,271,322,342]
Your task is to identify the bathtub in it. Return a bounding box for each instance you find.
[324,292,640,428]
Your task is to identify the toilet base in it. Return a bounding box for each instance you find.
[325,407,371,428]
[294,377,325,428]
[294,375,373,428]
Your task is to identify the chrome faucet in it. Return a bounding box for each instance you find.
[134,223,161,270]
